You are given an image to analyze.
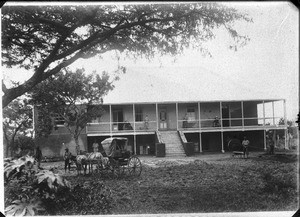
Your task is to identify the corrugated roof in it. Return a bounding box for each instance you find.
[103,66,282,104]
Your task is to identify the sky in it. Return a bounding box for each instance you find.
[2,1,299,120]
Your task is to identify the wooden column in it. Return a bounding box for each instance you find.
[272,101,275,125]
[133,104,135,132]
[221,131,224,153]
[284,99,288,149]
[134,134,137,155]
[219,102,223,128]
[241,101,244,129]
[198,102,201,130]
[156,103,159,131]
[263,101,266,126]
[109,104,112,137]
[198,102,202,152]
[176,103,179,130]
[264,129,267,151]
[199,132,202,153]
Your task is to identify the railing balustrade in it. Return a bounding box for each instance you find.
[135,121,157,131]
[178,119,199,130]
[86,117,285,134]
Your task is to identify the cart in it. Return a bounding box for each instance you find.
[93,137,142,178]
[228,138,247,158]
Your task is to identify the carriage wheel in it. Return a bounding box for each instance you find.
[127,156,142,177]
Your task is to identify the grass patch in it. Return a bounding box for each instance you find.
[64,155,298,214]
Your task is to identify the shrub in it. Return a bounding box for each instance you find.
[56,181,113,215]
[4,155,113,216]
[4,155,71,216]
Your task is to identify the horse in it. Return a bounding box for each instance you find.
[75,155,88,175]
[87,152,109,173]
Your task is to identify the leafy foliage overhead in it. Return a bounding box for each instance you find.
[3,98,33,156]
[2,3,252,107]
[30,68,112,153]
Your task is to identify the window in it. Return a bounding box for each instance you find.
[53,114,65,125]
[187,107,196,121]
[135,106,143,122]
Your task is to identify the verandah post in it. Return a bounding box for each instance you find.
[284,99,288,149]
[199,132,202,153]
[134,134,137,155]
[198,102,202,153]
[221,131,224,153]
[109,104,112,137]
[156,103,159,131]
[176,103,178,130]
[133,104,135,132]
[264,129,267,151]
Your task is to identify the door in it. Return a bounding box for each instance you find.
[159,108,167,130]
[113,110,123,130]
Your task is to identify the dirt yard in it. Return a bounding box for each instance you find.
[41,151,298,215]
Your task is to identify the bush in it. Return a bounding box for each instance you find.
[4,155,113,216]
[55,181,112,215]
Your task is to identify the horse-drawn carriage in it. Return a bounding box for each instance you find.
[76,137,142,178]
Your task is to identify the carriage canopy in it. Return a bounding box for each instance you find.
[101,137,128,157]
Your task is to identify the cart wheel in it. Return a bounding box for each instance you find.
[127,156,142,177]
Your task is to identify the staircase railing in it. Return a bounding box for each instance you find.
[155,131,164,144]
[178,131,194,156]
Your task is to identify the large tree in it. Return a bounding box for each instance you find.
[30,68,114,154]
[3,98,33,157]
[2,3,252,107]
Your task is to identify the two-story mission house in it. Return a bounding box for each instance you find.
[34,67,288,157]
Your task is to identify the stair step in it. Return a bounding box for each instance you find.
[160,131,186,157]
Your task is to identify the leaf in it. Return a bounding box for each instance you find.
[4,155,35,179]
[5,198,44,216]
[36,169,70,190]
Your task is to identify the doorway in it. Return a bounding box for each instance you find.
[113,110,123,130]
[159,108,167,130]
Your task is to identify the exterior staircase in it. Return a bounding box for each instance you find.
[159,131,186,157]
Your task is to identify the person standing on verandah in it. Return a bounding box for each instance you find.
[144,115,149,130]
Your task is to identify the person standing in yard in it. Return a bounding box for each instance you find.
[35,146,43,169]
[64,148,72,172]
[242,137,250,158]
[269,138,275,155]
[93,140,99,152]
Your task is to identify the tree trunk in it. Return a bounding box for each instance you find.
[74,136,80,155]
[9,140,14,158]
